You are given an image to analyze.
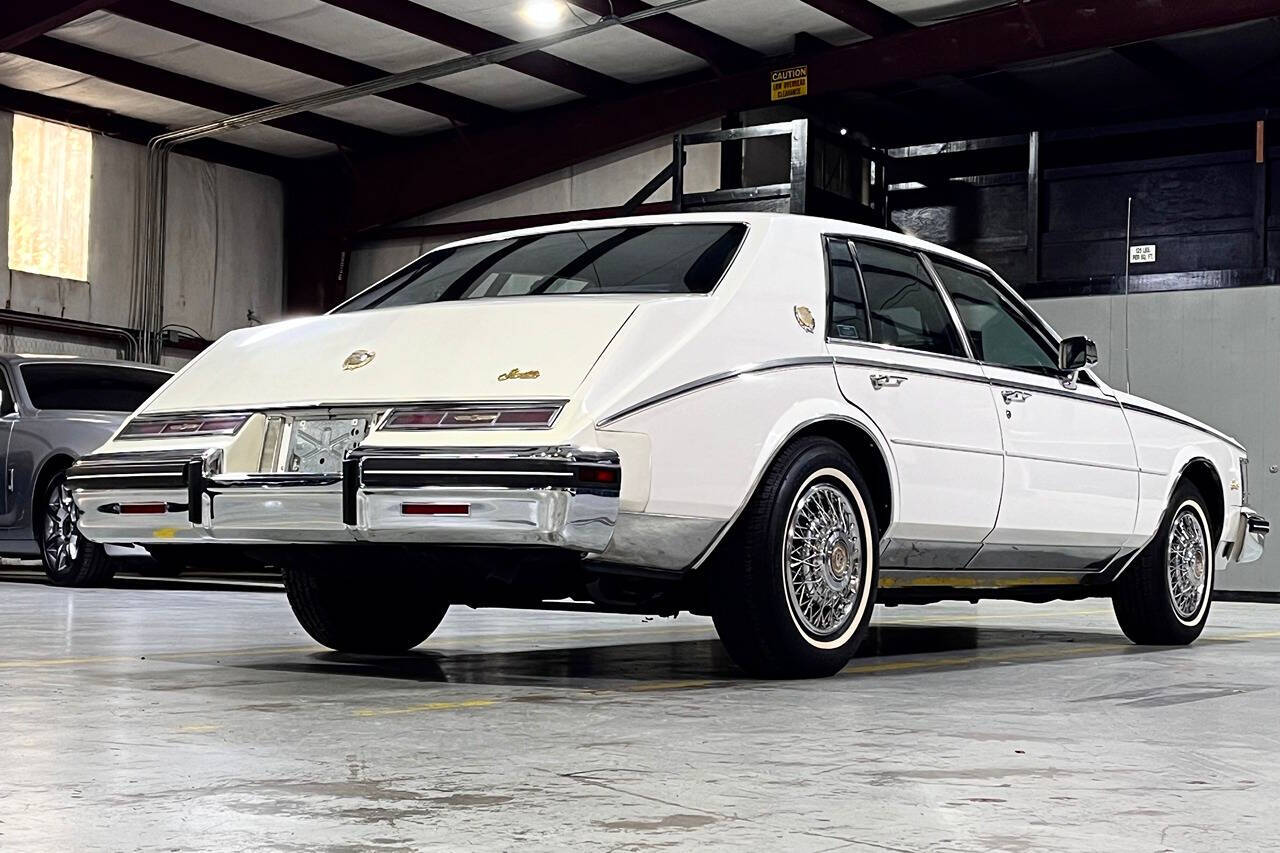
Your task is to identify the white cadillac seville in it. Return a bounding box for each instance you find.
[70,213,1268,677]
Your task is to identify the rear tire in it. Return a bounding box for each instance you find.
[39,471,116,587]
[710,437,879,678]
[1112,482,1214,645]
[283,567,448,654]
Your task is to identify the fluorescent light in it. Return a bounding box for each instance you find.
[521,0,568,27]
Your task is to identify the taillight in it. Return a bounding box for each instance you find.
[381,404,562,430]
[119,412,251,439]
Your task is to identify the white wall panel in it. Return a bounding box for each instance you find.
[0,110,285,349]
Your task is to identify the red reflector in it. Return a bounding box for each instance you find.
[401,503,470,516]
[386,411,446,428]
[120,502,169,515]
[495,407,559,426]
[578,466,619,484]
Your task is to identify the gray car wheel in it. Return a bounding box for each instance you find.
[40,472,116,587]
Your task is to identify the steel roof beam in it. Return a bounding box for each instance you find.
[324,0,624,99]
[0,1,119,52]
[112,0,506,126]
[13,36,391,150]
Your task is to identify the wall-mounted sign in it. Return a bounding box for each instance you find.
[1130,244,1156,264]
[770,66,808,101]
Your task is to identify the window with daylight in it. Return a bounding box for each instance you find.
[7,115,92,282]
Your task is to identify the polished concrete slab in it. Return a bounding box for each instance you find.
[0,574,1276,852]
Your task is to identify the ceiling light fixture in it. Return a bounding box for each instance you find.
[520,0,569,27]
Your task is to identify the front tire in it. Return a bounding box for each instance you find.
[283,567,448,654]
[40,472,117,587]
[1112,482,1215,645]
[710,437,879,678]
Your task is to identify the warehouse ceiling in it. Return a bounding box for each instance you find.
[3,0,1280,232]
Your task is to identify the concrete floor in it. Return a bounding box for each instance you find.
[0,572,1276,852]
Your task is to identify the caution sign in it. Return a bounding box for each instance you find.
[770,65,808,101]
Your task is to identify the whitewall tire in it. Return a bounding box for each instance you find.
[710,437,879,678]
[1112,483,1215,645]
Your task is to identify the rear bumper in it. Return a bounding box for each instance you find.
[1230,508,1269,565]
[69,446,620,553]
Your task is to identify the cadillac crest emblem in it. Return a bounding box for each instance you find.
[342,349,376,370]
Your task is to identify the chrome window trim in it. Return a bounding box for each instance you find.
[824,336,980,368]
[924,254,1059,368]
[822,232,973,361]
[595,356,832,428]
[330,221,754,314]
[988,376,1124,409]
[918,252,977,361]
[829,352,989,387]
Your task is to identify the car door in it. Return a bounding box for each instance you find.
[0,365,14,521]
[825,237,1004,568]
[930,258,1139,569]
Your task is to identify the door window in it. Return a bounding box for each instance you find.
[0,368,13,416]
[931,261,1059,375]
[825,237,868,341]
[852,242,964,357]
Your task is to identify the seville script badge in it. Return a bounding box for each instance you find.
[342,349,376,370]
[794,305,816,333]
[498,368,541,381]
[494,366,540,379]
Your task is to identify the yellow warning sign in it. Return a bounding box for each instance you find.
[770,65,808,101]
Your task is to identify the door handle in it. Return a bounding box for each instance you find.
[870,374,908,390]
[1001,389,1031,404]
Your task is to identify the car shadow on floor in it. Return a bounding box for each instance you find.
[233,623,1175,689]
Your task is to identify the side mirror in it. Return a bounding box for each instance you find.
[1058,335,1098,373]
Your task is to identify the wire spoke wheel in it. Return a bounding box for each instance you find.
[1166,506,1208,621]
[783,481,862,639]
[43,479,82,575]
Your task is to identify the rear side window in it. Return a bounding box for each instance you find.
[852,241,964,357]
[21,364,170,412]
[337,224,747,312]
[826,237,868,341]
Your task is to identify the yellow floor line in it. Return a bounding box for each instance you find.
[354,699,499,717]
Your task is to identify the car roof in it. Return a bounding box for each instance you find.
[421,212,997,278]
[0,353,173,373]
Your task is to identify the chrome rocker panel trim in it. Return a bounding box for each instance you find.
[71,446,621,553]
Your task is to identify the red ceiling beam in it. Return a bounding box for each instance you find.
[111,0,505,127]
[323,0,624,100]
[569,0,761,74]
[797,0,912,37]
[0,0,119,52]
[14,36,390,150]
[340,0,1280,233]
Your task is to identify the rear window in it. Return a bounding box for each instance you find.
[21,364,171,412]
[337,223,747,312]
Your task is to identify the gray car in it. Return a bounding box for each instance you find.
[0,354,172,585]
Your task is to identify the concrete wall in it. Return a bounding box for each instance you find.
[0,111,285,356]
[347,124,722,297]
[1034,289,1280,594]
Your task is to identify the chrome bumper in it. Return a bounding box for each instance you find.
[69,446,620,553]
[1230,508,1269,565]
